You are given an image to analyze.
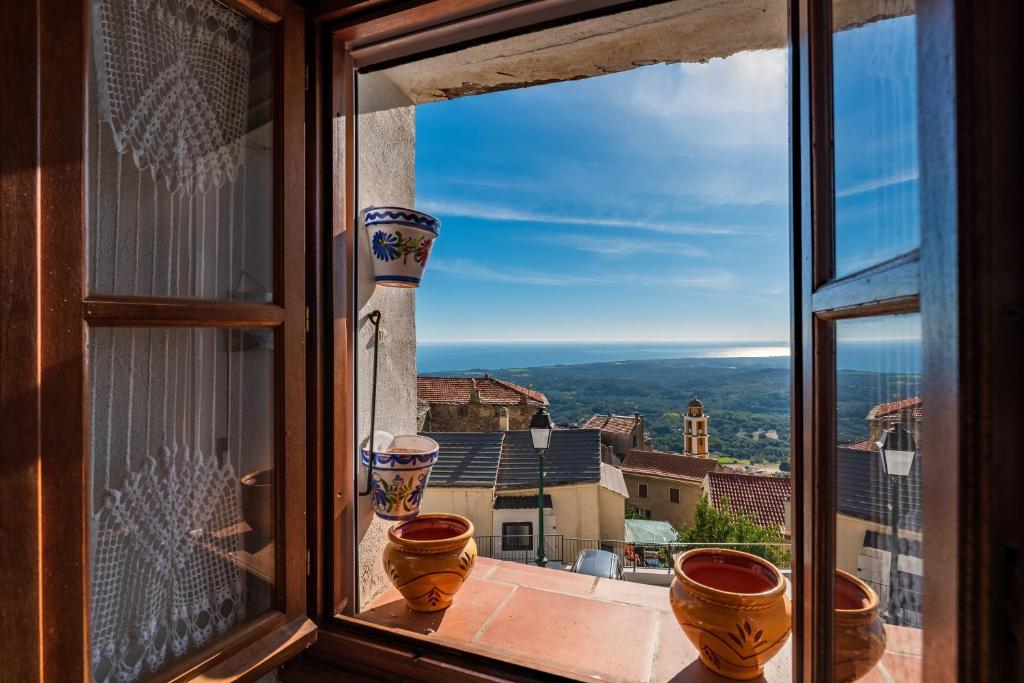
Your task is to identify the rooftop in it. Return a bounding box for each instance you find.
[417,375,548,406]
[424,429,626,492]
[621,449,721,483]
[837,442,923,532]
[581,413,642,436]
[359,557,922,682]
[868,396,922,420]
[705,472,791,529]
[424,431,505,486]
[497,429,603,489]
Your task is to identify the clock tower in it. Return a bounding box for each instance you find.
[684,396,709,458]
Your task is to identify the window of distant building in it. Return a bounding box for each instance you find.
[670,488,680,503]
[638,483,648,498]
[502,522,533,551]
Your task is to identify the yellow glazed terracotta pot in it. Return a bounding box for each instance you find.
[670,548,791,680]
[382,513,477,612]
[835,569,887,682]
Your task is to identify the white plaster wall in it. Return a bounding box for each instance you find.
[420,487,496,535]
[334,71,420,609]
[491,506,556,560]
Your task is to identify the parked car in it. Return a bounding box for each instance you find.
[570,549,623,580]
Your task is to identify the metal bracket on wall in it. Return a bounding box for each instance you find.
[358,310,382,496]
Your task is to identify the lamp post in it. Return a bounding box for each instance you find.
[530,407,553,568]
[876,423,917,625]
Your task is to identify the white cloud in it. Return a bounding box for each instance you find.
[539,233,710,258]
[429,257,733,290]
[835,169,918,198]
[628,49,788,149]
[418,198,756,236]
[429,258,604,286]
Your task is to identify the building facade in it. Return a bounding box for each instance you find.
[620,450,722,531]
[418,429,628,563]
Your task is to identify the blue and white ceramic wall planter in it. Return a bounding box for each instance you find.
[361,433,440,520]
[362,206,440,288]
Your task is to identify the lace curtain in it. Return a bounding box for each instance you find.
[91,0,253,195]
[88,1,272,680]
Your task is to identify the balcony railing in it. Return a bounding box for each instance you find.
[475,534,565,564]
[474,536,792,571]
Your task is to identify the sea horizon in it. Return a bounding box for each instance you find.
[416,339,921,374]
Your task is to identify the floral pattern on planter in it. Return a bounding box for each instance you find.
[362,207,439,288]
[361,434,439,521]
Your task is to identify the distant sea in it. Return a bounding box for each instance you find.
[417,340,921,374]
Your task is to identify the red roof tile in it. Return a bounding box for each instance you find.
[620,450,721,483]
[841,438,875,452]
[706,472,791,529]
[869,396,922,420]
[582,414,641,436]
[417,376,547,406]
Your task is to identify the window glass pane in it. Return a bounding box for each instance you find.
[832,5,919,277]
[89,327,274,681]
[835,314,922,682]
[348,0,793,680]
[88,0,274,300]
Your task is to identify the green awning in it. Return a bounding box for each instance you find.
[624,519,679,544]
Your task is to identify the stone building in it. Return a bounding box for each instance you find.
[619,450,722,530]
[581,413,649,460]
[865,395,922,445]
[417,375,548,432]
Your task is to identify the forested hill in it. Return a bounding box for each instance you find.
[425,357,920,466]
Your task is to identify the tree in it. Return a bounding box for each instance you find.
[678,495,790,567]
[778,460,791,472]
[625,504,648,520]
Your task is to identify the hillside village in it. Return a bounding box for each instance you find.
[415,374,923,623]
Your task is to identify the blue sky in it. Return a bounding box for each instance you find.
[406,16,917,342]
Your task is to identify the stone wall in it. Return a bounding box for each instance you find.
[423,400,536,432]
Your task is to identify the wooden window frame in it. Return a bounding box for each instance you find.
[790,0,1022,680]
[670,488,679,504]
[296,0,1019,681]
[26,0,313,679]
[638,483,649,498]
[6,0,1016,680]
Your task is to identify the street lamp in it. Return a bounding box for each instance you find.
[876,423,917,624]
[530,407,553,568]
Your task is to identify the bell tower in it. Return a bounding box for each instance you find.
[684,397,709,458]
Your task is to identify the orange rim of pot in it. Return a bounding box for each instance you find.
[835,568,879,620]
[388,512,475,553]
[674,547,787,604]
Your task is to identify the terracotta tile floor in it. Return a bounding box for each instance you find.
[360,559,923,682]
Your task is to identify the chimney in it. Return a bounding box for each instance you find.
[469,378,481,404]
[498,407,510,431]
[783,496,792,537]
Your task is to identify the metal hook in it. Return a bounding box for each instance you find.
[359,310,383,496]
